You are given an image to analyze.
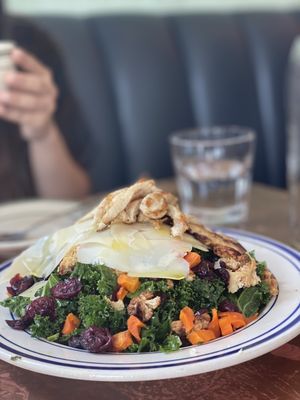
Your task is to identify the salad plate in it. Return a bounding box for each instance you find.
[0,180,299,382]
[0,234,299,382]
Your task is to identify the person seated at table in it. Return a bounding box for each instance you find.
[0,1,97,202]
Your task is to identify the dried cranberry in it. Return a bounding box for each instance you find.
[5,317,31,330]
[80,327,112,353]
[215,267,230,285]
[155,292,167,305]
[218,299,239,312]
[6,287,16,296]
[68,335,83,349]
[5,296,55,331]
[193,260,215,279]
[15,276,34,294]
[51,278,82,300]
[195,308,208,317]
[9,273,21,286]
[111,285,120,302]
[7,274,34,296]
[25,296,56,321]
[180,337,191,347]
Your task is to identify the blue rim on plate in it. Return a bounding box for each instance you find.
[0,229,299,381]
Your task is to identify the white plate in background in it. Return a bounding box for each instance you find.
[0,199,79,255]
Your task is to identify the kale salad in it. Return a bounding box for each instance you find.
[0,180,279,354]
[1,248,273,354]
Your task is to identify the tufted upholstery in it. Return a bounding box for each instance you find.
[31,12,300,189]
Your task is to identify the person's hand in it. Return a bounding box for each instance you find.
[0,48,58,141]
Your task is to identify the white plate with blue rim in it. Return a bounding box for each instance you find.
[0,229,299,381]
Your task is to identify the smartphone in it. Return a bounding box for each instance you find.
[0,41,15,90]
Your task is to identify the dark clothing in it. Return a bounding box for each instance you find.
[0,16,94,202]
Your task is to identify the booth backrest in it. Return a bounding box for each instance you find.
[31,12,300,189]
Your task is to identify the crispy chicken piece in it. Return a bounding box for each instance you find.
[126,199,143,222]
[93,188,123,224]
[112,199,142,224]
[137,212,151,223]
[58,246,78,275]
[218,252,251,272]
[187,216,246,255]
[140,192,168,220]
[137,213,164,231]
[186,216,263,292]
[263,268,279,296]
[127,291,161,322]
[213,246,244,263]
[93,179,189,239]
[162,192,178,206]
[95,180,157,230]
[226,255,260,293]
[168,204,189,238]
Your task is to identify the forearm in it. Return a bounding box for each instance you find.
[28,121,91,199]
[0,48,92,199]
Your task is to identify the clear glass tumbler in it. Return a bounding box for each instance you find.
[169,126,256,226]
[287,37,300,250]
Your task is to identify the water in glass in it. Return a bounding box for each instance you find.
[170,127,255,226]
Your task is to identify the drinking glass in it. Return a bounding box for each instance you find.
[287,36,300,250]
[169,126,256,226]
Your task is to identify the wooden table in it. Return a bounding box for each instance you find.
[0,183,299,400]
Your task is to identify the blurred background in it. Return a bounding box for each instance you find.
[1,0,300,201]
[6,0,300,14]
